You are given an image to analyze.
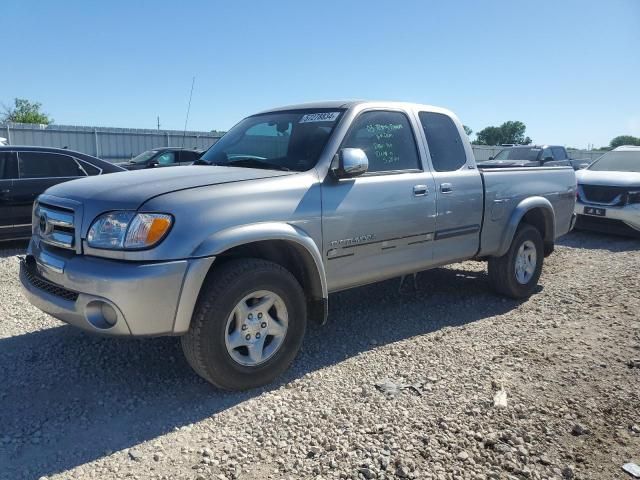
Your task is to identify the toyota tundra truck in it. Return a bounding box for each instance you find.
[20,101,576,390]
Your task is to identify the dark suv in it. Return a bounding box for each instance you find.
[0,146,124,241]
[116,147,203,170]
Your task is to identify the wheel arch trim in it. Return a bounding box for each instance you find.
[496,197,555,257]
[173,223,327,334]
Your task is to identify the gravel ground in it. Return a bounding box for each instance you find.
[0,232,639,480]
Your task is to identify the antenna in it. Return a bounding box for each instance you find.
[182,76,195,148]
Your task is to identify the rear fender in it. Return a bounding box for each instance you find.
[496,197,555,257]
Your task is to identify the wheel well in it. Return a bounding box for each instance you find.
[521,208,554,256]
[209,240,326,322]
[521,208,547,238]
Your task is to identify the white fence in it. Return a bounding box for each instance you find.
[1,123,222,162]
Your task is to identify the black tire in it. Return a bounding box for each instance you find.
[488,224,544,299]
[181,258,307,390]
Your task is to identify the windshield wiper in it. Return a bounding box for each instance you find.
[224,157,290,171]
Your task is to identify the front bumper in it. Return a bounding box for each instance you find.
[20,239,215,336]
[574,200,640,236]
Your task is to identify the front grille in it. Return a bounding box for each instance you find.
[22,260,79,302]
[580,185,627,205]
[35,202,76,250]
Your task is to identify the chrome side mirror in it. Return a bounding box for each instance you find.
[332,148,369,179]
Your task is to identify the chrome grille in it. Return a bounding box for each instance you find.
[35,202,76,250]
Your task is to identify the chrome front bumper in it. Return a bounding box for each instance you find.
[20,239,214,337]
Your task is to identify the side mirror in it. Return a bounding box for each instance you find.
[543,156,554,163]
[488,156,494,160]
[148,160,160,168]
[193,159,209,166]
[331,148,369,179]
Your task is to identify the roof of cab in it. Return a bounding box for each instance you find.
[255,100,454,115]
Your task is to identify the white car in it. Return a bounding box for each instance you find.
[575,145,640,237]
[0,137,6,146]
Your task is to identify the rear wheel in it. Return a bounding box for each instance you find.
[181,258,307,390]
[488,224,544,299]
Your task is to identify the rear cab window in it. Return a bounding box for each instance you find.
[551,147,567,160]
[418,112,467,171]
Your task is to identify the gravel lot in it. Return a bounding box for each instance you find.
[0,232,639,480]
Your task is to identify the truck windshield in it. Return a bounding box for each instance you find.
[199,109,345,172]
[130,150,158,164]
[494,147,542,161]
[588,151,640,173]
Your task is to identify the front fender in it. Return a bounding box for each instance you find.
[496,197,555,257]
[191,222,328,300]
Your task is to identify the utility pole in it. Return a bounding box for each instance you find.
[157,116,160,131]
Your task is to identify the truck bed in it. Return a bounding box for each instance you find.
[477,166,576,257]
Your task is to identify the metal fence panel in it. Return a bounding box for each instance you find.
[2,123,221,162]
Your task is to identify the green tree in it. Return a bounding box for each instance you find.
[463,125,473,136]
[609,135,640,149]
[1,98,53,124]
[472,121,532,146]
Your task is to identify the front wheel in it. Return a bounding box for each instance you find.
[488,224,544,299]
[181,258,307,390]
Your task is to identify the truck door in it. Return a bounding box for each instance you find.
[0,151,18,234]
[321,109,437,291]
[417,111,483,264]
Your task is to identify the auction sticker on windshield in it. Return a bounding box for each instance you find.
[299,112,341,123]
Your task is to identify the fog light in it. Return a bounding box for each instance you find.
[85,300,119,329]
[101,303,118,326]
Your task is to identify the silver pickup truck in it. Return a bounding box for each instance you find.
[20,101,576,390]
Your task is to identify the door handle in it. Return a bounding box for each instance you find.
[413,185,429,197]
[440,183,453,193]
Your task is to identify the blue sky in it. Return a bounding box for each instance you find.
[2,0,638,148]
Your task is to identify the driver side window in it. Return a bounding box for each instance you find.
[156,152,176,166]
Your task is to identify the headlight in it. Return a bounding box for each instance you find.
[87,212,173,250]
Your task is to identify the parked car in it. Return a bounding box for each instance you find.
[478,145,588,170]
[20,101,576,390]
[575,145,640,237]
[0,146,124,241]
[116,147,203,170]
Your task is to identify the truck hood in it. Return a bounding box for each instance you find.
[576,169,640,187]
[44,166,295,209]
